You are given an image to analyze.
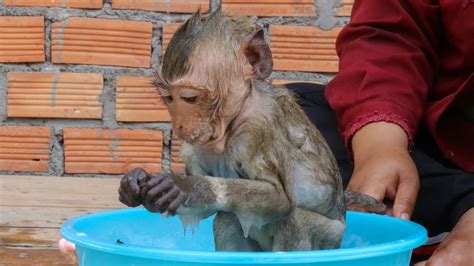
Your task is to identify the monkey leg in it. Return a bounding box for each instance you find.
[213,211,263,251]
[272,208,345,251]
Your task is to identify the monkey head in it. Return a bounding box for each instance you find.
[154,10,273,153]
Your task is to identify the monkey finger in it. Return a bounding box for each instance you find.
[118,189,141,207]
[144,190,167,213]
[118,187,132,204]
[119,178,133,194]
[127,175,141,196]
[140,185,150,200]
[143,195,167,213]
[125,168,147,193]
[119,181,141,206]
[119,196,137,207]
[167,193,187,215]
[120,175,139,197]
[146,178,174,200]
[152,199,168,214]
[143,202,161,213]
[118,193,138,207]
[134,168,149,183]
[157,186,181,208]
[146,173,166,187]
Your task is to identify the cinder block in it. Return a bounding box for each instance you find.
[170,134,185,173]
[52,18,152,68]
[112,0,209,13]
[270,25,341,73]
[0,126,51,172]
[0,16,45,63]
[7,72,103,119]
[5,0,103,9]
[162,23,181,53]
[336,0,353,17]
[64,128,163,174]
[222,0,315,17]
[116,76,171,122]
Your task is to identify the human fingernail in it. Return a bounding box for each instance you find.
[401,212,410,220]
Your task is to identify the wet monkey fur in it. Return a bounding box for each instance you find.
[118,10,386,251]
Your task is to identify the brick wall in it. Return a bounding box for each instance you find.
[0,0,353,176]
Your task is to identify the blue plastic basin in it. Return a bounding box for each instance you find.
[61,209,427,265]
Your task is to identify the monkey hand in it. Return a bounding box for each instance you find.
[140,173,188,215]
[118,167,149,207]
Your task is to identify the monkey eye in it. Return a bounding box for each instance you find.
[163,96,173,104]
[181,96,198,104]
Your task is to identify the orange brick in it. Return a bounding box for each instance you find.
[5,0,103,8]
[170,134,185,173]
[270,25,341,73]
[0,126,50,172]
[112,0,209,13]
[64,128,163,174]
[162,23,181,53]
[222,0,315,17]
[0,16,45,63]
[52,18,152,68]
[336,0,353,17]
[116,76,171,122]
[272,79,322,85]
[7,72,103,119]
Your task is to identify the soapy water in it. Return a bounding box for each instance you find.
[341,234,371,249]
[105,213,371,251]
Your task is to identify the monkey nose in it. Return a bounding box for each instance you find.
[174,124,189,138]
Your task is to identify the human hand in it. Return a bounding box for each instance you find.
[58,238,76,263]
[415,208,474,266]
[349,122,420,219]
[118,167,149,207]
[140,172,188,215]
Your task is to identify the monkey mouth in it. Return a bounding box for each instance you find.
[176,122,230,153]
[178,127,213,145]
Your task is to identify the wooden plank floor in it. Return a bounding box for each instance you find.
[0,175,123,265]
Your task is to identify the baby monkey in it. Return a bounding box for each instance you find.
[119,10,386,251]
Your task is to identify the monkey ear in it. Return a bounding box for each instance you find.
[183,9,202,32]
[241,29,273,80]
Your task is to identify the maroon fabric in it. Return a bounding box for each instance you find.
[325,0,474,172]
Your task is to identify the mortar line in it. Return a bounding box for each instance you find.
[53,19,69,65]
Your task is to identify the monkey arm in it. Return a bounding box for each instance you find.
[174,174,293,224]
[141,172,293,227]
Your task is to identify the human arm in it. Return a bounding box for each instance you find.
[325,0,441,219]
[349,122,419,219]
[326,0,441,145]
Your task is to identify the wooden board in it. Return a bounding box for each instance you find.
[0,206,112,228]
[0,175,123,265]
[0,175,123,208]
[0,247,73,265]
[0,227,59,247]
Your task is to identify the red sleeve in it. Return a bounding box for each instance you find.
[325,0,441,150]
